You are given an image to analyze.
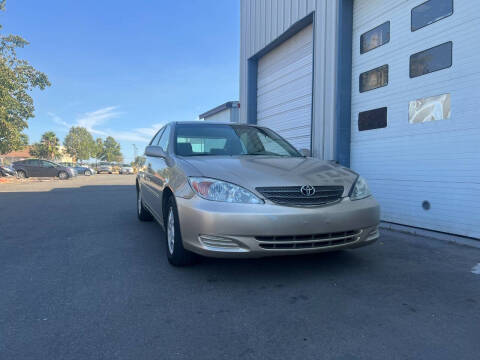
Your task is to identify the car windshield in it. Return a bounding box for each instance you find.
[174,124,302,157]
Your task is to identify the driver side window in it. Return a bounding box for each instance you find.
[40,160,54,168]
[158,125,171,151]
[27,159,41,166]
[150,128,164,146]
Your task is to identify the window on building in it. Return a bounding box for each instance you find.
[360,21,390,54]
[409,93,451,124]
[359,65,388,92]
[410,42,452,78]
[358,107,387,131]
[411,0,453,32]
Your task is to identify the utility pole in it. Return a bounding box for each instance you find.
[132,144,138,163]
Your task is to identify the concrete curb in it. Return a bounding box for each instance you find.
[380,222,480,249]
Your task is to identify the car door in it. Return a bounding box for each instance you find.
[13,160,29,175]
[39,160,59,177]
[27,159,42,177]
[149,124,172,218]
[142,127,165,215]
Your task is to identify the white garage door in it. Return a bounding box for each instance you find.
[257,24,313,151]
[350,0,480,238]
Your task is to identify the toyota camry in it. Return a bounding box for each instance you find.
[136,122,380,266]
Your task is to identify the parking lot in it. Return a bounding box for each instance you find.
[1,175,479,360]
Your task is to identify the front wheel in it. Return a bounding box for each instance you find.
[165,196,197,266]
[17,170,27,179]
[84,170,91,176]
[58,171,68,180]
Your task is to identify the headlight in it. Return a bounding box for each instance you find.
[350,176,371,201]
[188,177,264,204]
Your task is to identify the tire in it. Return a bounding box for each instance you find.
[84,170,92,176]
[164,196,197,266]
[58,171,68,180]
[17,170,26,179]
[137,186,154,221]
[109,172,112,174]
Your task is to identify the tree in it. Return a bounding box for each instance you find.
[101,136,122,162]
[29,131,60,159]
[63,126,95,162]
[0,0,51,154]
[29,142,47,159]
[93,138,103,159]
[132,155,146,168]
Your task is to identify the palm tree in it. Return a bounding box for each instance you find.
[40,131,60,160]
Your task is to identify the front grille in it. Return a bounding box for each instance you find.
[256,230,361,250]
[256,186,344,206]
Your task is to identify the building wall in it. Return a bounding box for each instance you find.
[239,0,342,160]
[349,0,480,238]
[201,107,240,123]
[203,109,231,123]
[239,0,479,238]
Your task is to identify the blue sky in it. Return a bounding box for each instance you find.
[2,0,240,162]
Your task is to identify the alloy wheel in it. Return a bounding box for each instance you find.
[137,190,142,215]
[167,208,175,255]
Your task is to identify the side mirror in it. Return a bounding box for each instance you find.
[145,145,166,158]
[299,148,311,157]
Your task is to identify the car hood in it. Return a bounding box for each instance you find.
[178,156,358,196]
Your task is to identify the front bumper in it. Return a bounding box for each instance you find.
[176,196,380,258]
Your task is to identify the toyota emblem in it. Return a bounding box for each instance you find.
[300,185,316,196]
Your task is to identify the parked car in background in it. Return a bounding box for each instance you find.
[136,122,380,266]
[59,162,95,176]
[12,159,76,179]
[0,165,16,177]
[97,164,113,174]
[73,164,95,176]
[120,165,134,174]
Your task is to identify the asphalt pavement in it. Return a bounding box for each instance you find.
[1,175,479,360]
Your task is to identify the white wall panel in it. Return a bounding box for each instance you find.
[351,0,480,238]
[202,109,231,123]
[257,24,313,150]
[239,0,340,160]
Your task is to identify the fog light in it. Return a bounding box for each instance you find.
[366,227,379,241]
[198,235,248,252]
